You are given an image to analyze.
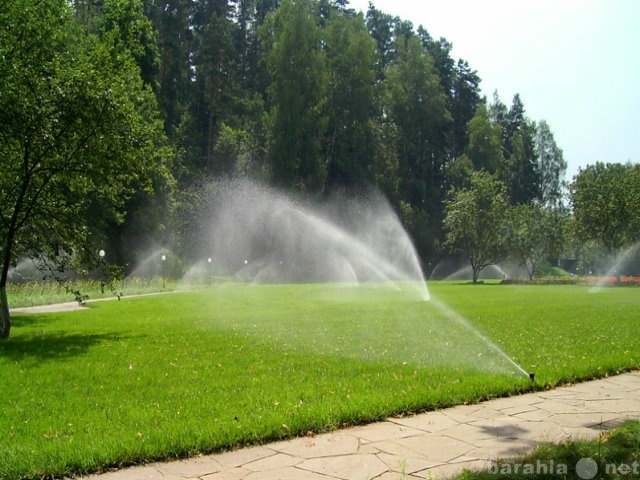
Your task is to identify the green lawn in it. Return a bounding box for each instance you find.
[1,282,638,480]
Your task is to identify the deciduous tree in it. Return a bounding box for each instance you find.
[570,162,640,255]
[505,203,568,280]
[0,0,171,338]
[443,171,509,283]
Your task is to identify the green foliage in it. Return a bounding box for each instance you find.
[386,34,451,202]
[535,119,567,209]
[505,203,569,280]
[261,0,328,191]
[0,0,172,337]
[570,162,640,252]
[465,102,504,174]
[323,12,377,188]
[103,0,160,86]
[444,171,509,282]
[503,118,540,205]
[385,33,451,256]
[193,11,239,173]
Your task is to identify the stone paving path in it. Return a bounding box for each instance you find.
[81,372,640,480]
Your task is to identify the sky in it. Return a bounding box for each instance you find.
[348,0,640,181]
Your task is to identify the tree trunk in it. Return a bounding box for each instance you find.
[472,267,480,284]
[0,286,10,339]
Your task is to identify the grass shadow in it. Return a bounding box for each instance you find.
[0,331,126,362]
[9,314,51,328]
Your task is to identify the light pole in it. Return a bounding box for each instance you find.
[207,257,212,286]
[161,254,167,288]
[99,249,106,293]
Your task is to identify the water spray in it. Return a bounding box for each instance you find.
[431,297,532,380]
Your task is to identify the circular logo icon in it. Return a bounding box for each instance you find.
[576,457,598,479]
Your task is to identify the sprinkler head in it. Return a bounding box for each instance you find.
[529,372,535,382]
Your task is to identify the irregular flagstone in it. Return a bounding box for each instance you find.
[213,446,275,468]
[394,433,475,463]
[389,411,461,433]
[603,372,640,389]
[348,422,425,443]
[357,443,382,455]
[82,466,170,480]
[419,459,489,480]
[199,467,252,480]
[272,432,360,459]
[369,439,434,459]
[486,393,546,410]
[242,452,301,471]
[488,417,567,443]
[548,412,621,429]
[439,422,505,444]
[560,382,624,395]
[493,403,539,416]
[153,457,224,478]
[243,465,335,480]
[464,405,505,420]
[584,398,640,414]
[298,454,387,480]
[376,451,438,475]
[439,404,485,423]
[466,441,534,462]
[558,426,604,441]
[373,473,424,480]
[534,399,594,414]
[80,372,640,480]
[512,407,557,422]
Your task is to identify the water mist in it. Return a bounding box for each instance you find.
[191,179,429,300]
[182,178,531,378]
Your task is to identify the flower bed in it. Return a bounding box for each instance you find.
[501,276,640,286]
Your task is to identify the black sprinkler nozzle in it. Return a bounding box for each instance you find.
[529,372,535,382]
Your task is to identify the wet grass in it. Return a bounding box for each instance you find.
[1,282,638,480]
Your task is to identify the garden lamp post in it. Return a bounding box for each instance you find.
[99,249,106,293]
[161,254,166,288]
[207,257,212,285]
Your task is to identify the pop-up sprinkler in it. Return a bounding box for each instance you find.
[529,372,535,382]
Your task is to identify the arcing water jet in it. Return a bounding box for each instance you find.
[194,179,429,300]
[182,178,534,378]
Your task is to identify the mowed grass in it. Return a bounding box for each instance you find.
[1,283,638,480]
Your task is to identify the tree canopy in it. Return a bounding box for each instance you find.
[0,0,172,338]
[443,171,509,283]
[570,162,640,253]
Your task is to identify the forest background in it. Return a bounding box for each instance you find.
[4,0,634,286]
